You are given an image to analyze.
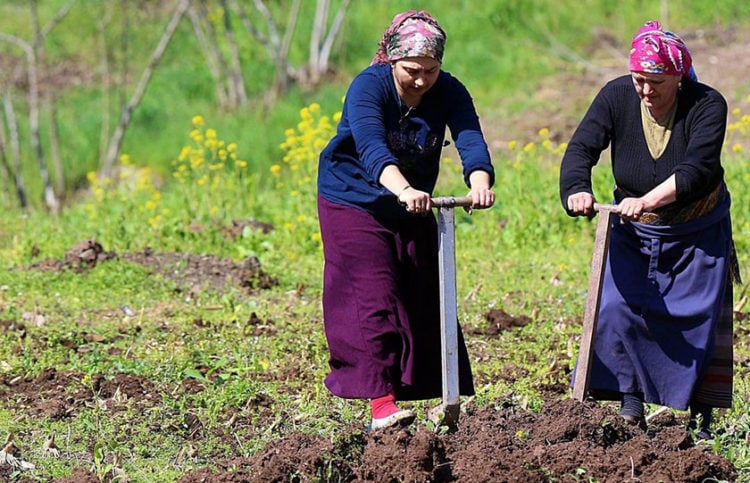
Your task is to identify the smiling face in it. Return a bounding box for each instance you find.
[631,71,682,119]
[392,57,441,105]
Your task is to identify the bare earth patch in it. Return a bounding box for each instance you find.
[173,397,736,482]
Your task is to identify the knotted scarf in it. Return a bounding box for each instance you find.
[629,20,695,79]
[371,10,446,65]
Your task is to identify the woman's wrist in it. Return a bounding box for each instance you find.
[398,184,411,199]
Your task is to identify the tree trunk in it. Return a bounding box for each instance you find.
[0,31,58,212]
[187,2,229,107]
[101,0,192,176]
[0,102,11,205]
[308,0,328,86]
[30,0,61,213]
[2,92,28,208]
[318,0,350,76]
[219,0,248,106]
[47,92,64,196]
[97,4,114,168]
[309,0,350,86]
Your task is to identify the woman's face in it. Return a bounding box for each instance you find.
[392,57,441,100]
[631,71,681,114]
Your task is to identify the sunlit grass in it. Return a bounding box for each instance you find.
[0,96,749,480]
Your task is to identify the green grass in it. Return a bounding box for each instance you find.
[1,1,750,480]
[0,104,748,478]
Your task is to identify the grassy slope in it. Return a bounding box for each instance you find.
[0,1,749,480]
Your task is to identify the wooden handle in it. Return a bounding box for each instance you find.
[431,196,473,208]
[571,206,616,401]
[594,203,620,213]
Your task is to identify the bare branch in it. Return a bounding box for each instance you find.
[319,0,350,76]
[101,0,192,176]
[280,0,301,60]
[40,0,78,40]
[0,94,11,205]
[249,0,282,58]
[231,0,267,44]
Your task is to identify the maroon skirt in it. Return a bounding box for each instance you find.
[317,195,474,401]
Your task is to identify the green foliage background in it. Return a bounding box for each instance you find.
[0,0,749,481]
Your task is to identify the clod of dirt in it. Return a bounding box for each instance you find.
[471,308,532,337]
[52,467,100,482]
[222,218,275,238]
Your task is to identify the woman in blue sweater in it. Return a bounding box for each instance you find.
[560,21,739,439]
[317,10,495,431]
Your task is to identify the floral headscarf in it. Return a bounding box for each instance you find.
[629,20,695,79]
[371,10,446,65]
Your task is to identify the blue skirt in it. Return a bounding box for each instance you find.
[584,196,734,409]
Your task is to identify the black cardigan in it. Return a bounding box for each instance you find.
[559,74,727,215]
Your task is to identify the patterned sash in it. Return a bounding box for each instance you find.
[615,183,741,284]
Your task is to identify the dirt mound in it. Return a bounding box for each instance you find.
[28,239,278,296]
[176,397,736,482]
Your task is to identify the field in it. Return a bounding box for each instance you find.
[1,2,750,482]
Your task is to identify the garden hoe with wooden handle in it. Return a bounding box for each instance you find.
[572,203,619,402]
[428,195,474,430]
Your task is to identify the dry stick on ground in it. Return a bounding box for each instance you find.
[101,0,192,177]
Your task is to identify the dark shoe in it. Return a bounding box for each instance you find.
[688,401,713,441]
[368,409,416,432]
[620,393,644,418]
[621,413,643,424]
[619,393,647,429]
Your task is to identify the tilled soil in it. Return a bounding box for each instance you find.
[1,239,744,481]
[200,398,734,482]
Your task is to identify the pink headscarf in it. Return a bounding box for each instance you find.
[628,20,693,78]
[371,10,446,65]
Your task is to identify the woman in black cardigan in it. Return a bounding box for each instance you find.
[559,20,740,439]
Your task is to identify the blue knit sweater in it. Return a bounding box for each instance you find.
[560,75,727,214]
[317,63,494,217]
